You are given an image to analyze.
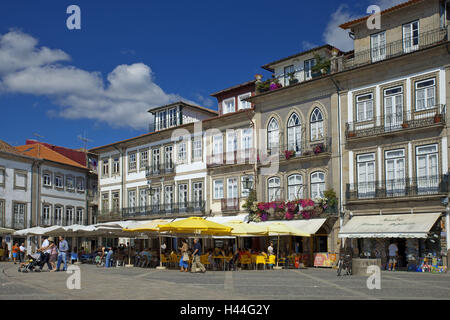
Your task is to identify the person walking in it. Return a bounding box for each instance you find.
[105,247,114,268]
[191,238,206,273]
[179,239,189,272]
[12,243,19,264]
[56,236,69,271]
[388,241,399,271]
[48,238,58,271]
[38,236,53,271]
[19,243,26,263]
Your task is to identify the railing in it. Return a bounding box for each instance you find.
[145,163,175,177]
[346,175,448,201]
[346,106,446,139]
[207,149,258,167]
[221,198,240,212]
[122,201,206,219]
[257,70,327,93]
[97,209,122,222]
[267,137,332,159]
[12,220,25,230]
[342,28,447,71]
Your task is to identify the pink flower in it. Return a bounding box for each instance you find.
[261,213,268,221]
[285,212,294,220]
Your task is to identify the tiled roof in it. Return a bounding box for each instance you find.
[0,139,25,156]
[339,0,424,29]
[16,144,87,169]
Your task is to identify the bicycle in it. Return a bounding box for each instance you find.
[337,254,352,276]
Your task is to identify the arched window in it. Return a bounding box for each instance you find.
[267,118,279,153]
[267,177,281,201]
[287,113,302,153]
[287,174,303,201]
[310,171,325,199]
[310,108,324,141]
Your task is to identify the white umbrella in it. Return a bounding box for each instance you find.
[13,226,47,236]
[0,227,16,235]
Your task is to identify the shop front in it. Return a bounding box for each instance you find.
[339,212,447,272]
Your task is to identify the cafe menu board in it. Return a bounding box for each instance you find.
[313,253,337,267]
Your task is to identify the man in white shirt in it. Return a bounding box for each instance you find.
[388,242,398,271]
[19,243,26,263]
[38,237,53,271]
[267,242,274,256]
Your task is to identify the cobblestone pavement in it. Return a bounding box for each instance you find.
[1,262,450,300]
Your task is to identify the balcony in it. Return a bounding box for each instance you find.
[122,201,206,220]
[346,175,448,202]
[221,198,241,212]
[266,137,332,161]
[207,149,257,168]
[87,189,99,205]
[346,106,446,140]
[97,209,122,222]
[145,163,175,177]
[342,28,447,71]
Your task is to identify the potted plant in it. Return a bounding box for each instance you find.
[311,54,331,77]
[434,114,442,123]
[256,79,271,93]
[284,150,295,160]
[402,122,409,128]
[348,131,356,137]
[288,71,298,85]
[313,143,324,154]
[269,78,282,91]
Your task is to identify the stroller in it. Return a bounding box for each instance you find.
[18,252,45,273]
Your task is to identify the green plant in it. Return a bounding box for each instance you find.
[311,54,331,75]
[323,189,338,210]
[256,79,271,92]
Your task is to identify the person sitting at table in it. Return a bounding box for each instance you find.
[70,247,78,264]
[141,248,152,267]
[207,249,216,270]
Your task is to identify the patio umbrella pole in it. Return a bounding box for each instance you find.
[273,234,282,270]
[156,232,166,270]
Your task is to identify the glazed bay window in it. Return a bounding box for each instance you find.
[415,78,435,111]
[287,174,303,201]
[54,206,63,226]
[371,31,386,62]
[152,149,160,173]
[385,149,406,197]
[238,93,251,110]
[42,205,51,226]
[357,153,376,198]
[13,203,26,229]
[164,185,174,211]
[223,97,235,114]
[76,208,83,225]
[112,157,120,174]
[128,153,137,172]
[356,93,373,122]
[304,58,316,80]
[140,150,148,170]
[267,177,281,201]
[43,172,52,187]
[192,138,202,161]
[403,20,419,53]
[310,172,325,199]
[65,207,74,226]
[178,142,187,164]
[213,179,224,199]
[241,175,254,198]
[416,144,439,194]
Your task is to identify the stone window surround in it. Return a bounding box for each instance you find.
[42,170,52,188]
[102,158,110,178]
[0,166,5,188]
[41,203,52,226]
[13,169,27,191]
[111,154,120,176]
[12,201,27,229]
[65,174,75,192]
[0,199,5,227]
[128,151,137,173]
[76,176,85,193]
[139,148,149,171]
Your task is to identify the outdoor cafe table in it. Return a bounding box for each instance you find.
[212,256,233,271]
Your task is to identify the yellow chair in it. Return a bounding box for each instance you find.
[267,255,276,269]
[200,254,211,270]
[160,254,169,267]
[251,254,257,269]
[255,255,266,270]
[169,253,178,268]
[239,256,252,270]
[278,257,287,267]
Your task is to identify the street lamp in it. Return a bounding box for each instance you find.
[243,176,254,190]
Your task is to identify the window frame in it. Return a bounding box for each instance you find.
[222,97,235,114]
[310,108,324,141]
[13,169,27,191]
[213,179,224,200]
[356,93,374,122]
[287,174,303,201]
[310,171,325,199]
[238,93,252,110]
[415,78,436,111]
[0,167,5,188]
[128,152,137,172]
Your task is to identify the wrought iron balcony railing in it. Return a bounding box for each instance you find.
[342,28,448,71]
[221,198,241,212]
[207,149,258,167]
[267,137,332,159]
[122,201,206,219]
[346,175,448,201]
[346,106,445,139]
[145,163,175,177]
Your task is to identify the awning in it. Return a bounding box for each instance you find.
[338,213,442,238]
[249,218,327,236]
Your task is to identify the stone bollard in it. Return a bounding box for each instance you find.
[352,258,381,276]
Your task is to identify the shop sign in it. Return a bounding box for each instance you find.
[313,253,336,267]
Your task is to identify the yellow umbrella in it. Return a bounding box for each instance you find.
[157,217,232,235]
[265,222,310,269]
[223,221,268,236]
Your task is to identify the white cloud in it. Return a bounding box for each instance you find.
[194,93,215,108]
[375,0,406,10]
[301,41,317,51]
[0,30,197,130]
[322,5,359,52]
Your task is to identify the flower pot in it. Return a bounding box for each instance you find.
[348,132,356,137]
[402,123,409,128]
[434,115,442,123]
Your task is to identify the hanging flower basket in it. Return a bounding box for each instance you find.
[284,150,295,160]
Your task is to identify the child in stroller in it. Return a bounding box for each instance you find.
[18,252,45,273]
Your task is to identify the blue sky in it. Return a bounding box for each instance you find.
[0,0,403,149]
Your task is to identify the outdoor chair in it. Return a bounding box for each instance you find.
[239,256,252,270]
[160,254,169,267]
[139,255,148,268]
[169,253,178,269]
[255,255,266,270]
[200,255,211,270]
[266,255,276,269]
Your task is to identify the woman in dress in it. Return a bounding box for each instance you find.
[179,239,189,272]
[48,237,58,271]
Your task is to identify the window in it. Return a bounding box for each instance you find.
[238,93,251,110]
[164,185,173,211]
[241,175,254,198]
[356,93,373,122]
[140,150,148,170]
[284,65,295,86]
[241,128,253,160]
[158,110,167,130]
[165,146,173,170]
[415,78,436,111]
[65,207,74,226]
[128,190,136,209]
[102,193,109,212]
[178,142,187,164]
[193,182,203,207]
[385,149,405,197]
[178,184,188,209]
[213,179,224,199]
[371,31,386,62]
[287,174,303,201]
[42,205,51,226]
[310,108,324,141]
[55,175,63,188]
[357,153,376,198]
[54,206,63,226]
[287,113,302,153]
[168,107,177,127]
[128,153,137,172]
[403,20,419,53]
[310,172,325,199]
[76,177,85,192]
[226,131,237,163]
[223,98,235,114]
[192,138,202,160]
[112,192,120,212]
[212,135,223,163]
[76,208,83,225]
[0,199,4,227]
[102,159,109,177]
[384,86,403,131]
[227,177,238,199]
[152,148,160,173]
[66,176,74,190]
[43,172,52,187]
[139,188,147,208]
[267,118,279,153]
[14,171,27,190]
[151,187,160,207]
[0,168,4,187]
[267,177,281,201]
[112,157,120,174]
[304,59,316,80]
[416,144,439,193]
